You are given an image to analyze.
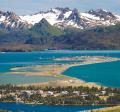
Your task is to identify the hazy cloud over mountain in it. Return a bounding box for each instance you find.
[0,0,120,15]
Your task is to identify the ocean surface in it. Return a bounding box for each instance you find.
[0,50,120,87]
[0,103,106,112]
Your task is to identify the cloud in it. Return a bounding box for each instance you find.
[0,0,120,15]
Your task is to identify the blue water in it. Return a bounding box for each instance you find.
[0,50,120,87]
[0,74,60,85]
[0,103,106,112]
[64,61,120,88]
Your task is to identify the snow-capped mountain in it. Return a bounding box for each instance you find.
[20,8,120,29]
[0,8,120,30]
[0,11,31,30]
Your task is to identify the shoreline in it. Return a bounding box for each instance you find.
[7,56,120,88]
[0,101,116,107]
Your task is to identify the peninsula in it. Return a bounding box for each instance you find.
[5,56,120,88]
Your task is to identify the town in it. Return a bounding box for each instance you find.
[0,85,120,106]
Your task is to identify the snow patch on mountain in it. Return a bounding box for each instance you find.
[20,8,120,29]
[80,13,101,20]
[20,8,62,25]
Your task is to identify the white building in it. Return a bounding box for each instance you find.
[61,91,69,95]
[47,91,54,95]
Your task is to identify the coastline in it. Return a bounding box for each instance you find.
[8,56,119,88]
[0,101,115,106]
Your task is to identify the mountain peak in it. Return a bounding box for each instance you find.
[30,17,63,37]
[68,8,80,22]
[32,18,51,31]
[40,18,49,24]
[88,9,108,13]
[55,7,71,12]
[88,9,116,20]
[0,10,31,31]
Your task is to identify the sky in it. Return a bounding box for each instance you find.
[0,0,120,15]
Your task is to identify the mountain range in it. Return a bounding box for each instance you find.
[0,7,120,30]
[0,7,120,51]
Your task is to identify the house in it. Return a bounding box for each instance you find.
[73,91,80,96]
[47,91,54,96]
[109,93,114,96]
[37,90,44,95]
[101,91,106,95]
[61,91,69,95]
[53,93,60,97]
[21,90,33,97]
[81,93,89,98]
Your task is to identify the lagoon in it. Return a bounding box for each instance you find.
[0,50,120,87]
